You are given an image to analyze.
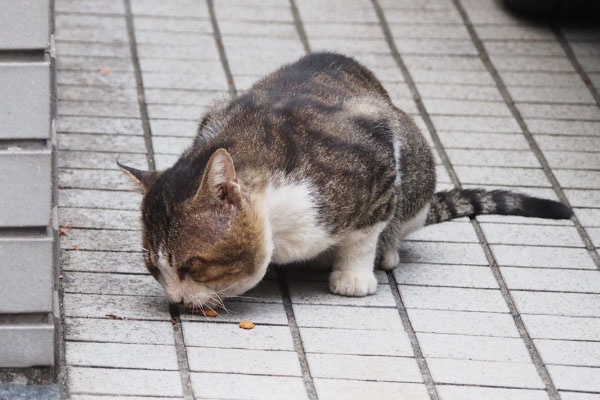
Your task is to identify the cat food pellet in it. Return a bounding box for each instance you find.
[239,320,255,330]
[203,309,218,317]
[189,308,218,317]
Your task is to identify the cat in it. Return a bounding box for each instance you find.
[118,52,572,310]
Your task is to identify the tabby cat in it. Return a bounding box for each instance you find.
[119,52,572,309]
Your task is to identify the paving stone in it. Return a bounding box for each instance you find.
[292,304,404,331]
[404,221,479,243]
[57,0,125,14]
[152,136,193,155]
[399,286,509,313]
[56,13,127,31]
[428,358,544,389]
[436,385,549,400]
[417,83,503,101]
[61,249,145,274]
[155,154,179,170]
[63,293,170,321]
[134,31,213,47]
[299,327,413,357]
[548,365,600,393]
[58,70,136,87]
[130,0,209,18]
[502,72,585,88]
[512,291,600,317]
[399,241,488,265]
[575,208,600,227]
[147,104,208,120]
[71,396,180,400]
[446,148,540,167]
[57,116,143,135]
[58,85,138,102]
[59,188,142,210]
[183,322,294,350]
[137,44,220,61]
[66,342,178,370]
[510,87,594,105]
[59,150,147,170]
[314,379,429,400]
[59,168,139,191]
[545,151,600,170]
[142,71,228,91]
[410,69,494,85]
[143,88,226,106]
[423,99,511,117]
[476,24,555,40]
[220,20,298,37]
[59,100,140,118]
[432,116,521,133]
[528,119,600,136]
[559,393,600,400]
[536,135,600,152]
[284,267,390,284]
[476,214,573,226]
[58,55,134,72]
[535,339,600,367]
[310,38,390,55]
[59,133,146,153]
[408,309,519,337]
[554,170,600,189]
[60,228,140,252]
[57,41,131,58]
[394,263,496,289]
[493,55,574,73]
[287,280,396,307]
[454,166,550,187]
[518,103,600,121]
[417,332,532,363]
[63,272,162,297]
[59,207,141,230]
[384,8,462,24]
[68,367,182,397]
[307,353,422,382]
[180,301,288,325]
[134,16,212,34]
[523,315,600,341]
[481,224,583,247]
[565,189,600,208]
[187,347,301,376]
[492,244,597,269]
[586,227,600,247]
[151,119,198,137]
[437,131,530,150]
[65,317,174,345]
[190,373,308,400]
[297,3,377,23]
[485,41,566,57]
[501,267,600,292]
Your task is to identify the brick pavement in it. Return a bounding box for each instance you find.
[55,0,600,399]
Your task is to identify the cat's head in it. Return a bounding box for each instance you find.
[118,149,270,311]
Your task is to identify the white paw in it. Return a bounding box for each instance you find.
[378,248,399,271]
[329,270,377,297]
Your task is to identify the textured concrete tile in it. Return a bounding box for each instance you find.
[183,322,294,350]
[152,136,192,154]
[560,393,600,400]
[536,135,600,152]
[300,327,413,357]
[63,293,170,321]
[404,221,479,243]
[436,385,548,400]
[59,150,147,170]
[399,242,488,265]
[58,85,138,102]
[454,166,550,187]
[554,170,600,189]
[384,8,462,24]
[407,309,520,338]
[399,286,510,313]
[536,339,600,367]
[135,31,213,46]
[66,342,178,370]
[423,99,511,117]
[187,347,301,376]
[524,315,600,341]
[492,244,597,269]
[57,116,143,135]
[57,0,125,14]
[437,131,530,150]
[565,189,600,208]
[418,332,531,362]
[59,100,140,118]
[545,151,600,170]
[154,154,179,170]
[58,70,136,87]
[59,207,141,230]
[147,104,208,120]
[190,373,308,400]
[61,249,145,274]
[476,214,573,226]
[297,3,377,23]
[292,304,404,331]
[58,133,146,152]
[513,292,600,317]
[502,72,585,88]
[481,224,584,247]
[511,87,594,105]
[314,379,429,400]
[59,189,142,210]
[575,208,600,227]
[180,301,288,325]
[485,41,565,57]
[68,367,182,397]
[142,71,228,91]
[65,317,174,345]
[502,267,600,292]
[71,396,180,400]
[476,24,555,40]
[390,25,470,41]
[57,55,134,72]
[288,280,396,307]
[56,41,131,58]
[284,267,389,284]
[220,20,298,37]
[151,119,198,137]
[307,353,422,382]
[446,149,540,168]
[60,228,140,252]
[394,263,497,289]
[428,358,544,389]
[63,272,162,297]
[417,83,503,101]
[143,88,225,106]
[492,55,574,73]
[519,103,600,121]
[410,69,493,85]
[310,38,390,55]
[528,119,600,136]
[548,365,600,392]
[137,44,220,60]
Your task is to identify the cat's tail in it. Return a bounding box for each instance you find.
[425,189,573,225]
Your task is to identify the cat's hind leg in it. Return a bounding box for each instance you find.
[329,222,387,297]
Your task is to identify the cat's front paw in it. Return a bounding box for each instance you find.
[378,248,400,271]
[329,270,377,297]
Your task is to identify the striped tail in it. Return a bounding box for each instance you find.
[425,189,573,225]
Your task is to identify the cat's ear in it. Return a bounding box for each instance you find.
[117,161,159,191]
[196,148,242,208]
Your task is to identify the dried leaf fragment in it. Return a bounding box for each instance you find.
[239,320,255,330]
[98,67,112,75]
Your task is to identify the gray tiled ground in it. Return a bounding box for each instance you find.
[55,0,599,398]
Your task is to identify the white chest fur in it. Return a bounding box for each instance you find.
[263,178,338,264]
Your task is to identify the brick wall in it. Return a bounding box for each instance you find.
[0,0,57,367]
